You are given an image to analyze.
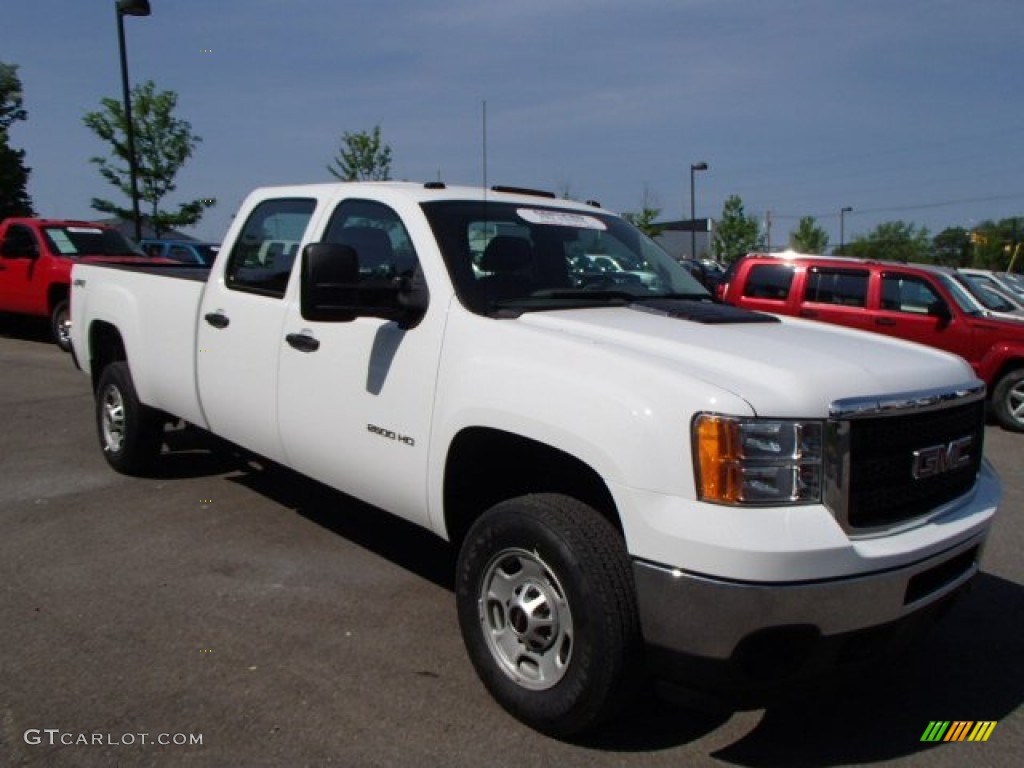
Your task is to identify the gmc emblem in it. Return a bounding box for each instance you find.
[911,435,974,480]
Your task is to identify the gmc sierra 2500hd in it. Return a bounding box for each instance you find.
[69,182,1000,737]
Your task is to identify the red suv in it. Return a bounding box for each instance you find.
[719,252,1024,431]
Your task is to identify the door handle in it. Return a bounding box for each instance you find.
[286,332,320,353]
[204,311,230,329]
[875,318,897,326]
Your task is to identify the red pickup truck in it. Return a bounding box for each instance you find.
[0,218,166,351]
[720,252,1024,432]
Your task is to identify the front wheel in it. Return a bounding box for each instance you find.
[455,494,642,738]
[992,369,1024,432]
[51,300,71,352]
[95,362,164,475]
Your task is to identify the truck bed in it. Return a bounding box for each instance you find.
[70,261,210,428]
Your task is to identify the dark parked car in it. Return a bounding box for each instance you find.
[140,239,218,266]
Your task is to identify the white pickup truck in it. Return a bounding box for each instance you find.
[70,182,1001,736]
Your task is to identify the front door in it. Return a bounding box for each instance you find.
[276,198,445,528]
[0,224,41,313]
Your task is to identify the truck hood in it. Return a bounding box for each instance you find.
[516,302,977,417]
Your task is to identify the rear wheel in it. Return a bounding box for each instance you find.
[992,369,1024,432]
[51,300,71,352]
[455,494,641,738]
[96,362,164,474]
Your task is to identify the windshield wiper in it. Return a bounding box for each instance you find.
[527,289,636,301]
[631,292,712,302]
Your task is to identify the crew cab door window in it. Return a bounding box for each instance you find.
[322,198,420,280]
[225,198,316,297]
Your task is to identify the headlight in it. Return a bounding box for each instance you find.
[693,414,823,505]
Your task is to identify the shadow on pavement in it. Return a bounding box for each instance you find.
[708,573,1023,766]
[0,312,54,346]
[150,426,1023,756]
[226,460,458,592]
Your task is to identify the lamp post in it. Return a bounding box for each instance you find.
[839,206,852,254]
[690,161,708,259]
[115,0,151,242]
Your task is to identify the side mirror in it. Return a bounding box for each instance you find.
[300,242,428,328]
[928,300,952,325]
[301,243,360,322]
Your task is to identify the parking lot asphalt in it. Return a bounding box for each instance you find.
[0,320,1021,768]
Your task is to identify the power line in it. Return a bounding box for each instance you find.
[770,192,1024,221]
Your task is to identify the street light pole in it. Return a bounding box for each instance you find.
[690,162,708,259]
[839,206,852,254]
[115,0,152,242]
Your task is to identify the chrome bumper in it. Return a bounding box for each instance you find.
[634,531,985,663]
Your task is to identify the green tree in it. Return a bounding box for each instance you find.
[844,220,930,263]
[967,217,1024,270]
[623,185,664,237]
[788,216,829,254]
[932,227,971,267]
[83,80,213,237]
[0,61,35,218]
[712,194,762,263]
[327,125,392,181]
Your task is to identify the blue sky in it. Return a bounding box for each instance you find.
[5,0,1024,248]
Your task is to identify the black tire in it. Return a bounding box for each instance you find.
[95,362,164,475]
[455,493,642,738]
[992,369,1024,432]
[50,300,71,352]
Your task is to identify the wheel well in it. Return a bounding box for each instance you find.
[993,359,1024,392]
[88,321,127,392]
[443,427,621,547]
[47,284,68,314]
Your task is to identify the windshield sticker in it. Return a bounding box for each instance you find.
[46,229,79,254]
[517,208,607,231]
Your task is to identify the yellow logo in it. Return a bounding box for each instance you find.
[921,721,996,742]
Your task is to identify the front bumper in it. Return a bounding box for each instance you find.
[634,530,985,697]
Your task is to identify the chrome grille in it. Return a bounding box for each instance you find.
[824,382,986,533]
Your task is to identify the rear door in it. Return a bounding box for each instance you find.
[196,196,320,462]
[276,196,445,527]
[797,265,872,332]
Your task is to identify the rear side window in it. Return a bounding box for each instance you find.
[225,198,317,297]
[742,264,795,300]
[804,268,869,307]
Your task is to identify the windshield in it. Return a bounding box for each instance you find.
[997,272,1024,295]
[933,273,985,314]
[42,226,143,257]
[955,274,1017,312]
[421,201,708,315]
